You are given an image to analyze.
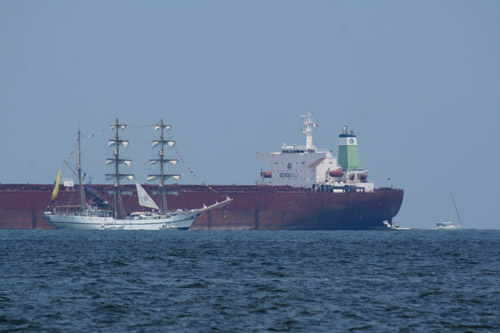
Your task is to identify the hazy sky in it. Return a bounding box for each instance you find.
[1,1,499,229]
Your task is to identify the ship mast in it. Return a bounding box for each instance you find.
[105,118,132,219]
[148,119,179,215]
[301,112,315,152]
[77,127,85,210]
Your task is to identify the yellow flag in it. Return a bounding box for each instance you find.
[50,169,62,202]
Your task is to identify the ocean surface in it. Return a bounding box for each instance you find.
[1,229,499,332]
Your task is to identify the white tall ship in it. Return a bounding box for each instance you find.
[44,118,231,230]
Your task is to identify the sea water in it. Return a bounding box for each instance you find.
[1,229,499,332]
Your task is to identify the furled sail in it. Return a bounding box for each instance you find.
[155,124,171,131]
[50,169,62,202]
[111,123,127,130]
[135,180,159,210]
[106,159,132,166]
[105,174,135,181]
[147,174,181,182]
[150,159,178,165]
[108,140,129,148]
[152,140,175,148]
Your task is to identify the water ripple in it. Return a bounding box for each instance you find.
[0,229,499,331]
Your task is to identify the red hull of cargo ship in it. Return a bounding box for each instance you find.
[192,187,403,230]
[0,184,403,230]
[0,185,56,229]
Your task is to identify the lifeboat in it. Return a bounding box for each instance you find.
[328,169,344,178]
[261,171,272,178]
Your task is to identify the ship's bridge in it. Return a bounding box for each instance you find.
[281,144,315,154]
[255,112,342,188]
[255,148,338,188]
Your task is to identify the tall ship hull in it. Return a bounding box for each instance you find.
[0,184,403,230]
[43,209,199,231]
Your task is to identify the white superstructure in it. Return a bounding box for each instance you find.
[255,113,374,192]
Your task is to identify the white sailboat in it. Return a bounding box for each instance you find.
[44,119,231,230]
[435,193,463,230]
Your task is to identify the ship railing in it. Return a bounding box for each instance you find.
[312,184,365,193]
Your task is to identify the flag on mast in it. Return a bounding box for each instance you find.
[50,169,62,202]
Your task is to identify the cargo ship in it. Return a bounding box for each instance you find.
[0,113,403,230]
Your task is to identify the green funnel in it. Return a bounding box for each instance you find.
[338,126,360,170]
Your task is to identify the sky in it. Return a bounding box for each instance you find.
[1,0,499,229]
